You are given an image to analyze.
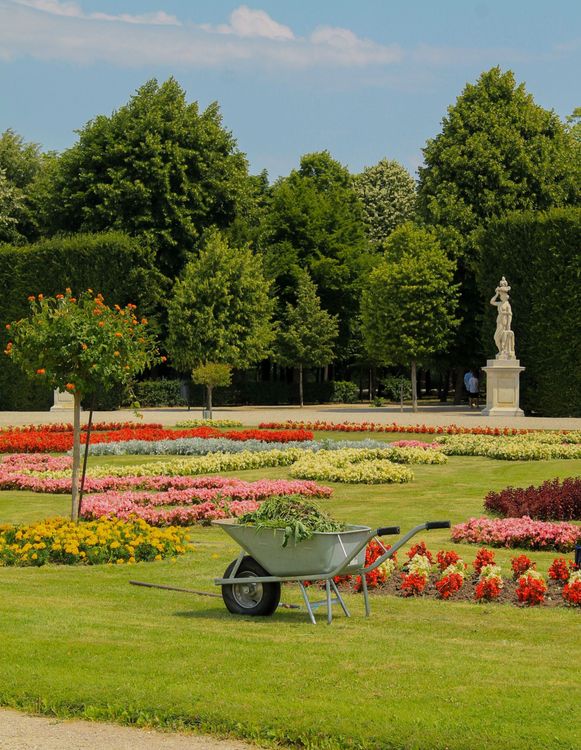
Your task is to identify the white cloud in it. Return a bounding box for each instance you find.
[13,0,181,25]
[214,5,294,41]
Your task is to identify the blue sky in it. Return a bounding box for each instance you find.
[0,0,579,178]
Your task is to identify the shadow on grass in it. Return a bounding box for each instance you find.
[172,608,310,624]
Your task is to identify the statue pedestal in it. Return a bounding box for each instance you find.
[50,389,77,412]
[481,359,525,417]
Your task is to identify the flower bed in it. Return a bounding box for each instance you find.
[484,477,581,521]
[80,479,333,526]
[333,542,578,608]
[175,419,243,428]
[0,516,190,566]
[259,420,537,436]
[0,426,313,453]
[451,516,580,552]
[436,434,581,461]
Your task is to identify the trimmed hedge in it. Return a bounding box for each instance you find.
[478,208,581,417]
[0,232,160,410]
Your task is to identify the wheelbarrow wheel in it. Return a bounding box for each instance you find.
[221,556,281,616]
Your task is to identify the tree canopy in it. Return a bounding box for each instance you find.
[417,67,580,255]
[46,78,250,278]
[166,229,275,373]
[361,223,459,411]
[354,158,416,245]
[260,151,371,355]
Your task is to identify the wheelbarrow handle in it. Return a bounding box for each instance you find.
[376,526,400,536]
[426,521,451,530]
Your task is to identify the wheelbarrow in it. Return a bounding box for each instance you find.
[213,519,451,624]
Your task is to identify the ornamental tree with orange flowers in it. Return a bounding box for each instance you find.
[5,289,161,520]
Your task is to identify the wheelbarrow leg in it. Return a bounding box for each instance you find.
[330,579,350,618]
[298,583,317,625]
[360,572,371,617]
[325,579,333,625]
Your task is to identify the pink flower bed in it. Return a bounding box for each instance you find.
[390,440,440,449]
[81,478,332,525]
[451,516,580,552]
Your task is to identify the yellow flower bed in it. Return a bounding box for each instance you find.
[289,449,415,484]
[0,517,190,567]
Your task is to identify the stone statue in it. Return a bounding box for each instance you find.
[490,276,515,360]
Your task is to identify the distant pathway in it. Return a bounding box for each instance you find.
[0,403,579,430]
[0,708,255,750]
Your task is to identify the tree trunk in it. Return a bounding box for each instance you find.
[411,360,418,413]
[299,363,304,407]
[70,390,82,522]
[207,385,213,419]
[453,368,465,405]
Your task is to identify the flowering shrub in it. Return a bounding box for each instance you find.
[289,449,415,484]
[400,572,427,596]
[473,547,496,574]
[548,557,573,582]
[516,571,547,606]
[354,540,396,591]
[484,477,581,521]
[436,549,460,571]
[436,572,465,599]
[475,577,503,601]
[451,516,580,552]
[0,517,190,566]
[408,541,434,563]
[562,571,581,606]
[511,555,535,578]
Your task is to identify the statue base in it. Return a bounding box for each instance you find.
[50,388,78,412]
[481,359,525,417]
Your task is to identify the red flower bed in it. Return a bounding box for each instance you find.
[0,422,163,434]
[0,425,313,453]
[484,477,581,521]
[258,420,534,436]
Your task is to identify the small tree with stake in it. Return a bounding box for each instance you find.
[191,362,232,419]
[5,289,160,521]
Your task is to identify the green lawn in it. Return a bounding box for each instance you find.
[0,445,580,750]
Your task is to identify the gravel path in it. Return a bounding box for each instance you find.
[0,709,256,750]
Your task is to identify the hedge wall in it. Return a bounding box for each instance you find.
[477,208,581,417]
[0,232,160,410]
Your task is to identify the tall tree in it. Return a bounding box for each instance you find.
[416,67,580,385]
[166,229,275,375]
[0,129,49,243]
[275,271,338,407]
[354,158,416,245]
[418,67,579,249]
[260,151,371,356]
[361,224,459,412]
[47,78,249,278]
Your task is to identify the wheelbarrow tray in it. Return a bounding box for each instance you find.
[213,519,371,577]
